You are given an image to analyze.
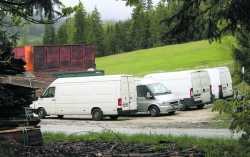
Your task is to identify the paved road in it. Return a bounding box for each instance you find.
[39,122,243,139]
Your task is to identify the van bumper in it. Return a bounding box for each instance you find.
[184,98,204,107]
[219,92,223,99]
[159,105,179,113]
[117,108,138,115]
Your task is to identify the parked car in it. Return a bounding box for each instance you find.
[135,78,181,116]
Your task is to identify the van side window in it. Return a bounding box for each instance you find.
[137,86,150,98]
[43,87,55,98]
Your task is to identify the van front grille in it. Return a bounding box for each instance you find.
[170,101,178,104]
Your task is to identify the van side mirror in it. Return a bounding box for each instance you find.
[146,92,153,99]
[40,94,44,98]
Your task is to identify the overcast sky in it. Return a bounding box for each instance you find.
[60,0,159,21]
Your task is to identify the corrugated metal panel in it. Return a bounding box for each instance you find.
[34,46,47,71]
[83,45,95,69]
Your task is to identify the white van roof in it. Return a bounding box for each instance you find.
[51,74,133,84]
[144,70,208,80]
[134,78,159,86]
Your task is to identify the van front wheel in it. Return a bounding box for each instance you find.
[38,108,46,119]
[149,106,159,117]
[92,109,103,121]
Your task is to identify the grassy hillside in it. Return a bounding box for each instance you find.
[96,36,235,77]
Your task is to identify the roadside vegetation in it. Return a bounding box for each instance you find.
[38,131,249,156]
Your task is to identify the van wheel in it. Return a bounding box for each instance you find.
[168,111,175,115]
[109,115,119,120]
[57,115,64,119]
[38,108,46,119]
[197,105,205,109]
[92,109,103,121]
[149,106,159,117]
[179,101,187,111]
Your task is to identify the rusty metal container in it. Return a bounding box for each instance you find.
[34,45,95,72]
[13,45,95,72]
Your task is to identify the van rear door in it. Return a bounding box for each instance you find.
[121,76,131,111]
[199,71,211,103]
[219,68,233,97]
[121,76,137,111]
[191,72,202,102]
[128,76,137,110]
[225,71,233,97]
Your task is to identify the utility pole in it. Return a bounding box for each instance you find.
[242,67,245,91]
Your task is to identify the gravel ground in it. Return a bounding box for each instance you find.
[39,104,223,127]
[0,104,236,157]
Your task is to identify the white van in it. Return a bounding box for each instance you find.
[34,75,138,121]
[135,78,180,116]
[203,67,233,99]
[144,70,212,110]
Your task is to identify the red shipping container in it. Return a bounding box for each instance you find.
[34,45,95,72]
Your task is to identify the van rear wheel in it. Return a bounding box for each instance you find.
[149,106,159,117]
[92,109,103,121]
[38,108,46,119]
[109,115,119,120]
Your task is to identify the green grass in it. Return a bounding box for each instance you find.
[96,36,235,77]
[41,131,244,156]
[212,113,231,120]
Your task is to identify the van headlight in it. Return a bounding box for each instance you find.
[161,102,170,106]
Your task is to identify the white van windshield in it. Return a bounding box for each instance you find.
[146,83,171,95]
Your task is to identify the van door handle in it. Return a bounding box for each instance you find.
[203,89,205,92]
[52,99,55,101]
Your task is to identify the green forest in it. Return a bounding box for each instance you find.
[17,0,209,57]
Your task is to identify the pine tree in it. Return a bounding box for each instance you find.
[74,2,86,44]
[42,24,55,45]
[55,24,68,44]
[85,6,104,57]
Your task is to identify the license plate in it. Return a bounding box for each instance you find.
[123,103,128,107]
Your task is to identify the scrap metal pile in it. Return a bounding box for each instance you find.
[0,44,45,146]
